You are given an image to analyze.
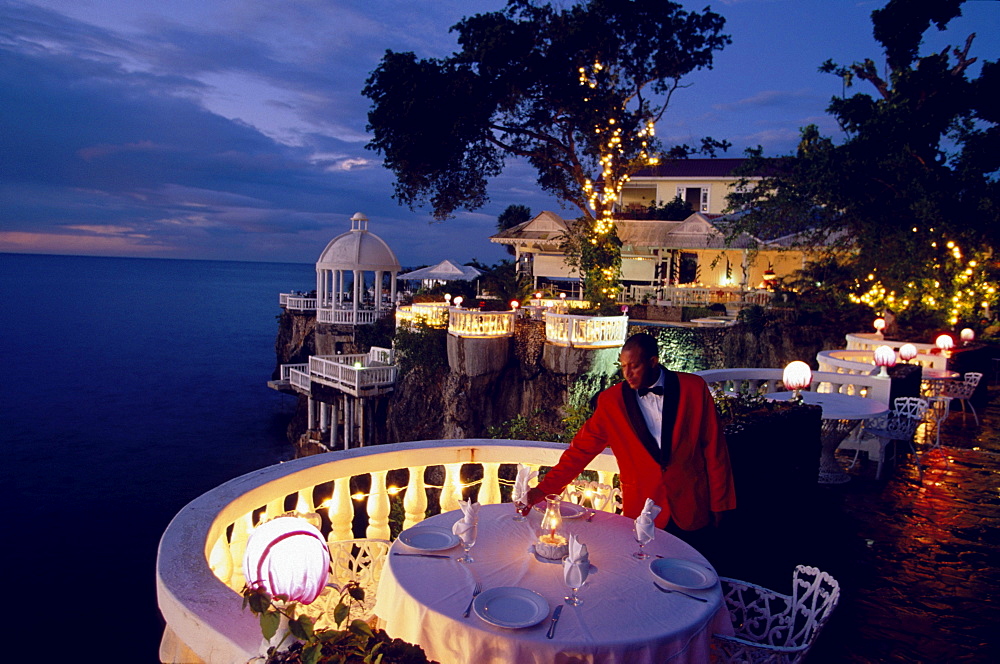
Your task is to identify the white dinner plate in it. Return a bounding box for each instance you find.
[532,501,587,519]
[473,587,550,628]
[397,527,460,552]
[649,558,717,590]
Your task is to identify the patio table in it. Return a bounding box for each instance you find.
[373,503,731,664]
[765,390,888,484]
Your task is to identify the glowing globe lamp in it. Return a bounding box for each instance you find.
[510,300,519,310]
[453,296,464,308]
[243,516,330,605]
[873,345,896,377]
[935,334,954,351]
[899,343,918,362]
[783,361,812,402]
[960,328,975,344]
[873,318,885,338]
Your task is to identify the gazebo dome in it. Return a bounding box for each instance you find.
[317,212,400,272]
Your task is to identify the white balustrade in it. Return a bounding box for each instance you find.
[309,355,397,392]
[543,312,628,349]
[696,367,891,405]
[157,440,621,663]
[447,309,515,338]
[289,367,310,392]
[842,334,946,369]
[279,293,317,311]
[317,307,380,325]
[395,303,450,329]
[279,363,308,381]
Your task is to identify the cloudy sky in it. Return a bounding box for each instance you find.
[1,0,996,266]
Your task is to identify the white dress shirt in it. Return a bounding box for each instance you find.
[637,369,665,447]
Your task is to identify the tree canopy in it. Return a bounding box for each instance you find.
[727,0,998,329]
[364,0,730,305]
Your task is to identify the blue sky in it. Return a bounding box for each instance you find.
[1,0,996,266]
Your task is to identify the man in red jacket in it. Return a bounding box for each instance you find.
[523,332,735,548]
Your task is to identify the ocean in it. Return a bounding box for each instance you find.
[2,253,312,661]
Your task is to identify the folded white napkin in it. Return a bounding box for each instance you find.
[563,534,590,587]
[451,498,480,544]
[512,464,537,504]
[635,498,661,542]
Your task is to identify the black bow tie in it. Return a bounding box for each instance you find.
[637,385,664,397]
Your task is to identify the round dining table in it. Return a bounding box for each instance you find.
[765,390,889,484]
[373,503,732,664]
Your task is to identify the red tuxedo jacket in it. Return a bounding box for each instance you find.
[536,371,736,531]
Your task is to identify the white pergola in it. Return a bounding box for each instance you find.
[316,213,400,325]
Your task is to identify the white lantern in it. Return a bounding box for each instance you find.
[873,318,886,337]
[444,293,451,304]
[453,296,464,308]
[899,343,918,362]
[243,516,330,605]
[935,334,954,351]
[510,300,519,310]
[873,345,896,377]
[960,328,975,344]
[783,361,812,401]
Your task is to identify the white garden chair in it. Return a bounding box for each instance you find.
[937,372,982,426]
[309,537,390,629]
[712,565,841,664]
[860,396,928,479]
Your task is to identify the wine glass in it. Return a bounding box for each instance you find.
[457,522,478,563]
[512,498,528,522]
[562,557,588,606]
[633,523,654,560]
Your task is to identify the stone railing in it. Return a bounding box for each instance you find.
[841,334,947,369]
[696,367,891,404]
[395,302,450,330]
[157,440,621,663]
[544,312,628,349]
[447,309,515,338]
[317,308,380,325]
[309,355,397,393]
[279,293,317,311]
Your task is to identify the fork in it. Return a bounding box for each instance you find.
[463,581,483,617]
[652,583,707,602]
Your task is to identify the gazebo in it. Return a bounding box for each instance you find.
[316,213,400,326]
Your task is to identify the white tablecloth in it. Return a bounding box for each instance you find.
[374,503,731,664]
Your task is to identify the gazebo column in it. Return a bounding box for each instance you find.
[353,270,361,322]
[389,273,397,306]
[374,270,384,313]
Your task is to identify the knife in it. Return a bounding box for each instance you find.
[545,605,563,639]
[391,552,452,559]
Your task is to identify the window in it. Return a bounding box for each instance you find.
[676,186,709,212]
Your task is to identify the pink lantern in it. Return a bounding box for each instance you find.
[960,328,975,344]
[873,345,896,377]
[899,343,918,362]
[243,516,330,605]
[935,334,954,351]
[783,361,812,401]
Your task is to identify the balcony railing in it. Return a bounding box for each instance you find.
[279,293,317,311]
[317,307,380,325]
[394,302,450,330]
[447,309,515,338]
[543,312,628,348]
[309,354,397,395]
[842,334,946,369]
[157,440,621,663]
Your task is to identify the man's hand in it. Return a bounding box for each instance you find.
[518,487,546,515]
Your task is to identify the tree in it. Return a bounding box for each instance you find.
[726,0,998,329]
[364,0,730,306]
[496,204,532,255]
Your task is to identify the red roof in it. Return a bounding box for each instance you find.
[631,158,748,178]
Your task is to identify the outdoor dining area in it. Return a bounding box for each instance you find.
[158,324,994,664]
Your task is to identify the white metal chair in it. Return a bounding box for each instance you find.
[937,372,982,426]
[860,397,928,479]
[310,537,390,629]
[712,564,841,664]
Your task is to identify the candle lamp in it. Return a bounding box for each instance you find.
[873,317,886,339]
[535,494,569,560]
[899,343,918,363]
[873,345,896,377]
[783,361,812,403]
